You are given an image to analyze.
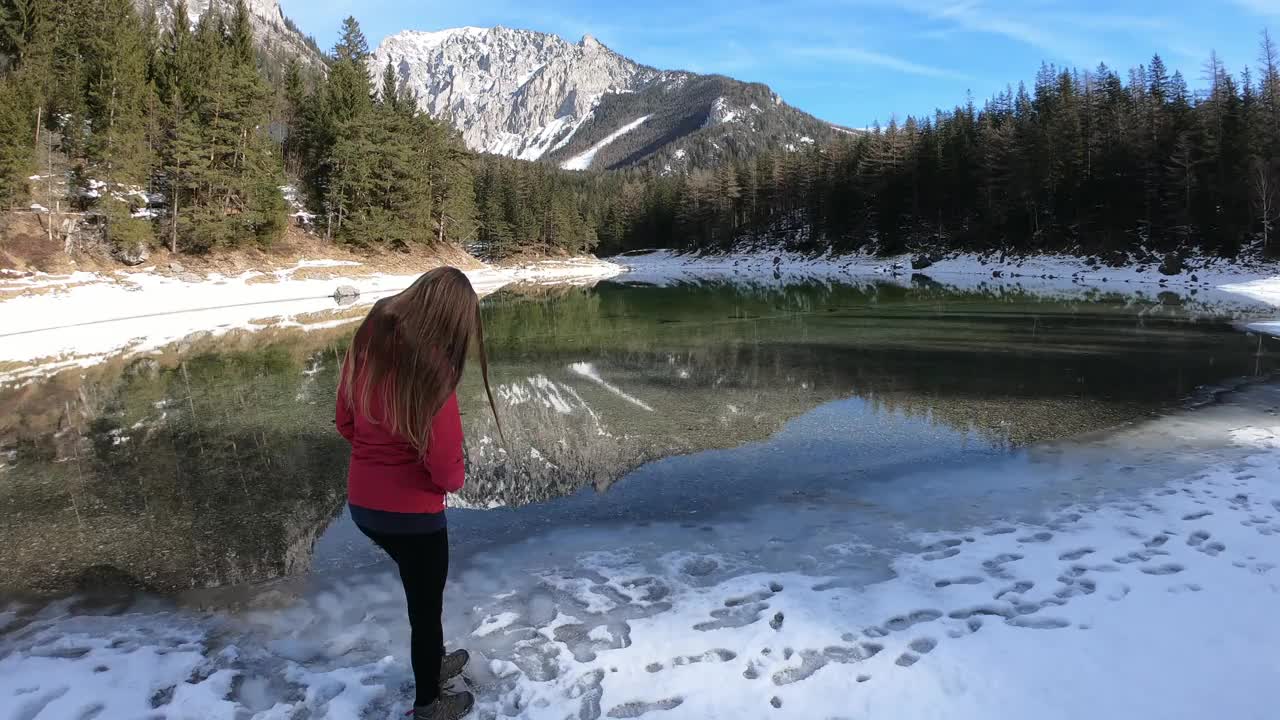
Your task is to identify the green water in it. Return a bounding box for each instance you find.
[0,279,1275,597]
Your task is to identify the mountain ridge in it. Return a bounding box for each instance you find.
[369,25,835,171]
[140,0,327,70]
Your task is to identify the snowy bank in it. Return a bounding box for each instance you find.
[0,257,623,384]
[614,249,1280,328]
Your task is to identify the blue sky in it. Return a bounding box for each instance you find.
[279,0,1280,128]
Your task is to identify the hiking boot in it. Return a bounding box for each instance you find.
[439,648,469,684]
[413,690,474,720]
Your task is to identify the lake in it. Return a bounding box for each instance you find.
[2,277,1274,598]
[2,274,1279,719]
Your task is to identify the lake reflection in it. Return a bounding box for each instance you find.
[1,279,1275,597]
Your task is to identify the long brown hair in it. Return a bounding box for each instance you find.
[341,267,502,454]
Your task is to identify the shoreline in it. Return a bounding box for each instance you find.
[4,244,1280,385]
[0,256,625,385]
[611,248,1280,331]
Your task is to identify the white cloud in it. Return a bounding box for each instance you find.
[881,0,1176,66]
[1234,0,1280,16]
[792,46,973,80]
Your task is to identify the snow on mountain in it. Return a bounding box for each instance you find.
[561,115,652,171]
[703,97,741,127]
[140,0,326,69]
[371,26,837,171]
[371,27,655,162]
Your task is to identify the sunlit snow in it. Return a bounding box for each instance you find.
[561,116,652,171]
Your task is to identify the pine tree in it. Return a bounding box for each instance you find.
[0,0,52,69]
[380,60,398,112]
[153,0,284,252]
[327,17,371,124]
[83,0,154,248]
[0,77,32,205]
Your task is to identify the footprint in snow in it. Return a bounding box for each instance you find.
[947,618,985,638]
[1197,541,1226,557]
[771,651,828,686]
[1058,548,1095,561]
[994,581,1034,600]
[607,698,684,718]
[1006,616,1071,630]
[1140,563,1185,576]
[934,576,983,588]
[921,548,961,561]
[882,609,942,632]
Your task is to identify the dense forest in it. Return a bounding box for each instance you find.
[1,1,1278,262]
[608,48,1280,261]
[0,1,603,259]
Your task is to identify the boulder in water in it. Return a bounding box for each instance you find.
[333,285,361,305]
[911,255,933,270]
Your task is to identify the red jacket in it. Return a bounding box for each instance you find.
[336,373,465,514]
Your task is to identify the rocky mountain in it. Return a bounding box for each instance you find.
[370,26,834,172]
[141,0,327,70]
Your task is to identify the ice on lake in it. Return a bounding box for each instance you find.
[3,382,1280,720]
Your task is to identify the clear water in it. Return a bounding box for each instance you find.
[1,278,1275,599]
[4,278,1280,720]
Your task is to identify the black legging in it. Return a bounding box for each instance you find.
[359,526,450,708]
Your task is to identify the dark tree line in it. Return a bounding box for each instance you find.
[601,42,1280,260]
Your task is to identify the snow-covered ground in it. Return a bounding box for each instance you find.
[614,250,1280,334]
[0,257,624,385]
[2,384,1279,720]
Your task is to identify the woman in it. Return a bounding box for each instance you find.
[335,267,502,720]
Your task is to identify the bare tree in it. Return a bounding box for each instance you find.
[1253,159,1278,252]
[1260,30,1280,145]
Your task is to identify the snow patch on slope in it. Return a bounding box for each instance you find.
[703,96,739,127]
[560,115,652,171]
[502,114,592,161]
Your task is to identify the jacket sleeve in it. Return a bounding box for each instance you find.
[335,371,355,443]
[424,392,466,494]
